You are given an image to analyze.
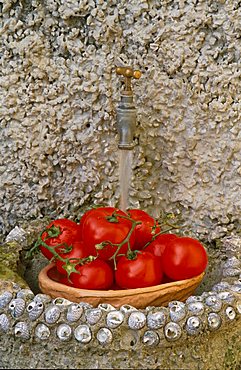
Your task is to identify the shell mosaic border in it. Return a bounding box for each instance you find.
[0,236,240,347]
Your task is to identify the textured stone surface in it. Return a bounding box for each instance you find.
[0,0,240,238]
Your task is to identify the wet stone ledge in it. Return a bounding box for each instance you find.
[0,234,240,369]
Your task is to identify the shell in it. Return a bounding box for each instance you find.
[230,281,241,293]
[225,306,236,320]
[9,298,25,318]
[164,322,182,341]
[223,257,240,269]
[56,323,72,341]
[142,330,160,346]
[14,321,30,340]
[217,291,235,304]
[212,282,230,292]
[35,323,51,340]
[146,310,167,329]
[0,291,13,309]
[185,295,203,304]
[128,311,146,330]
[34,294,52,304]
[169,301,187,322]
[236,300,241,314]
[53,297,72,310]
[85,308,102,325]
[207,312,222,331]
[44,305,61,324]
[74,324,92,343]
[187,302,205,315]
[66,303,83,323]
[222,268,241,277]
[185,316,202,335]
[106,310,124,329]
[17,289,34,301]
[205,295,222,312]
[120,304,138,314]
[0,313,10,333]
[27,300,44,321]
[98,303,115,312]
[96,327,113,345]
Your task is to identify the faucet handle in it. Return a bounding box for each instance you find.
[116,67,141,94]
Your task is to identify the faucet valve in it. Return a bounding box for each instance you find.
[116,67,141,95]
[116,66,141,150]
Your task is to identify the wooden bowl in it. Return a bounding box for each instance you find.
[38,263,205,309]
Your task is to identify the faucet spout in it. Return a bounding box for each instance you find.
[116,67,141,150]
[116,94,136,150]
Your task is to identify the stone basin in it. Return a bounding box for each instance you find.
[0,222,240,369]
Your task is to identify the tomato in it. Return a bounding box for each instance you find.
[115,251,163,289]
[39,219,82,260]
[145,233,178,258]
[81,207,136,261]
[128,209,161,250]
[161,236,208,281]
[55,240,96,276]
[70,258,114,290]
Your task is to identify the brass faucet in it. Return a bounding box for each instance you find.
[116,67,141,150]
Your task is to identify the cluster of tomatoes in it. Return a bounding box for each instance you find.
[36,206,208,290]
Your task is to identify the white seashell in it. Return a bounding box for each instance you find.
[120,304,138,314]
[225,306,236,320]
[186,295,203,304]
[164,322,182,341]
[185,316,202,335]
[169,301,186,322]
[96,327,113,345]
[9,298,25,318]
[230,282,241,293]
[0,313,10,333]
[207,313,222,331]
[222,268,241,277]
[53,297,72,309]
[212,282,230,292]
[187,302,205,315]
[142,330,160,346]
[74,324,92,343]
[34,294,52,304]
[27,300,44,321]
[17,289,34,301]
[236,300,241,314]
[128,311,146,330]
[44,305,61,324]
[0,291,13,309]
[35,323,51,340]
[146,310,167,329]
[66,303,83,322]
[205,295,222,312]
[98,303,115,312]
[85,308,102,325]
[223,257,240,269]
[106,310,124,329]
[14,321,30,340]
[217,291,235,304]
[56,323,72,341]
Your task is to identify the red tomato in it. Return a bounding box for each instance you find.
[58,275,75,287]
[115,251,163,289]
[145,233,178,258]
[161,236,208,281]
[40,219,82,260]
[70,259,114,290]
[55,240,96,276]
[81,207,136,261]
[128,209,161,250]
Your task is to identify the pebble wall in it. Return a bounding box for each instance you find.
[0,0,241,237]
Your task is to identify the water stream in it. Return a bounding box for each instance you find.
[119,149,133,212]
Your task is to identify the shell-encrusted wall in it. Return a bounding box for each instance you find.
[0,0,241,236]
